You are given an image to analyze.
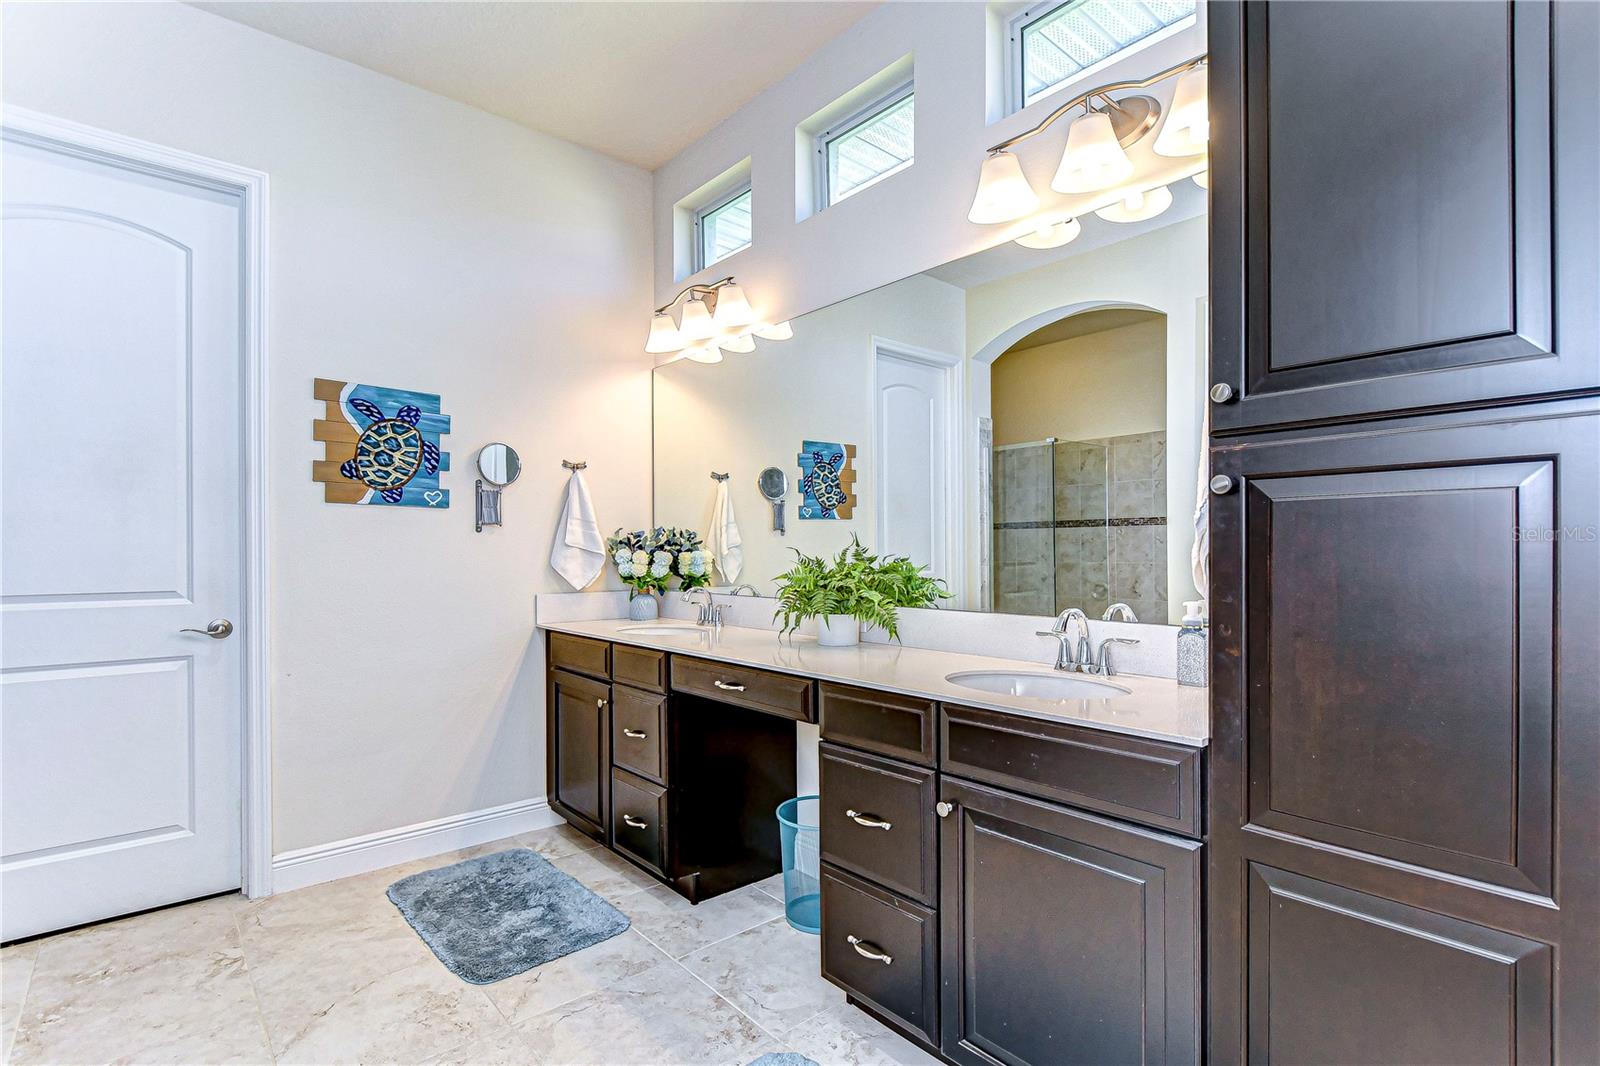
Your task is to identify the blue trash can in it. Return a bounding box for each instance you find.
[776,795,821,934]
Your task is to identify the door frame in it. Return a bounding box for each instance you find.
[3,106,274,898]
[869,337,964,608]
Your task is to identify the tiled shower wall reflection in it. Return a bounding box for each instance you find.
[992,431,1167,622]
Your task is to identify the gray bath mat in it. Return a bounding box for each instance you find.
[387,848,630,984]
[748,1055,820,1066]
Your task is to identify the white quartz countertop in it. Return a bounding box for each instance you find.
[540,617,1208,747]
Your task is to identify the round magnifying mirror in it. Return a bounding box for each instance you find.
[757,467,787,501]
[478,443,521,487]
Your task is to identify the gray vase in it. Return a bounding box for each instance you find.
[627,593,659,621]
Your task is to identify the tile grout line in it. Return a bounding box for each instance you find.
[225,902,281,1063]
[661,908,789,962]
[2,951,37,1064]
[662,950,793,1052]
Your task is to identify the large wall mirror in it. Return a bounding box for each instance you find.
[653,186,1206,626]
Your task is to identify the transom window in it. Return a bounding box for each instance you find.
[818,83,915,208]
[1012,0,1197,110]
[694,186,752,271]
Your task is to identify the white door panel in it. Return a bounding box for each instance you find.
[1,134,244,939]
[875,348,956,595]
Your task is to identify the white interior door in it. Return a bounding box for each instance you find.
[874,344,958,598]
[1,132,245,939]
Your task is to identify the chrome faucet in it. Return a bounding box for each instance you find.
[1037,608,1092,672]
[682,587,723,629]
[727,584,760,597]
[1102,603,1139,623]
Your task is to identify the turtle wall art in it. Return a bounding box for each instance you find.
[796,440,857,520]
[312,378,451,507]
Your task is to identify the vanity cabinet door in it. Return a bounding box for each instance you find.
[940,775,1200,1066]
[547,668,609,842]
[1206,403,1599,1062]
[1208,0,1597,433]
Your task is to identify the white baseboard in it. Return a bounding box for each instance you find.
[269,797,564,895]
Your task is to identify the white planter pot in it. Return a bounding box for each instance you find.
[816,614,860,647]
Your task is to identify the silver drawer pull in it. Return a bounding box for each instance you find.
[622,728,649,739]
[622,815,649,830]
[713,680,747,692]
[846,809,893,831]
[846,935,893,966]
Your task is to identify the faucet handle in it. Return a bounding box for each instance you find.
[1093,636,1140,676]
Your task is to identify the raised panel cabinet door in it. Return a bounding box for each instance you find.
[1206,401,1600,1062]
[1209,1,1598,431]
[547,667,609,840]
[939,776,1201,1066]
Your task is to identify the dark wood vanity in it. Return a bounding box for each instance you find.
[546,631,1206,1064]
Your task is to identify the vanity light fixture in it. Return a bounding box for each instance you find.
[643,276,794,358]
[965,54,1206,225]
[1013,216,1081,250]
[1094,184,1174,223]
[968,150,1040,224]
[1152,64,1208,157]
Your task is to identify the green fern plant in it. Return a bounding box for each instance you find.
[773,535,950,641]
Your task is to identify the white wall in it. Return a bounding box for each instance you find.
[3,2,655,854]
[991,318,1167,446]
[965,217,1208,619]
[653,273,965,593]
[652,2,1206,327]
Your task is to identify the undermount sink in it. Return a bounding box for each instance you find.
[945,670,1128,701]
[617,623,708,638]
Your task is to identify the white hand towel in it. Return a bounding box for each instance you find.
[708,480,743,584]
[550,470,605,591]
[1191,398,1210,598]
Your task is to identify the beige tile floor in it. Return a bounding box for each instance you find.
[0,824,940,1066]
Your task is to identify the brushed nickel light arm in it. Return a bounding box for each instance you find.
[985,54,1207,155]
[655,275,737,315]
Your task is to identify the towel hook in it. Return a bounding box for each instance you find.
[710,471,730,482]
[562,460,587,471]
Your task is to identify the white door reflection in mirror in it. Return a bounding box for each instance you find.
[874,342,960,606]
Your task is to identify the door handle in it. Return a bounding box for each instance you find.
[713,680,747,692]
[179,619,234,639]
[622,815,649,830]
[846,809,892,831]
[846,935,893,965]
[622,728,649,739]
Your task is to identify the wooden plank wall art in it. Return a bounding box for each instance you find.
[797,439,857,520]
[312,378,451,507]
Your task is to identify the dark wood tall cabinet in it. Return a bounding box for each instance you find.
[1207,2,1599,1062]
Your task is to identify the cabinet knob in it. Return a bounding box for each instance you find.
[1209,474,1236,495]
[935,801,954,818]
[1209,382,1235,403]
[596,697,606,709]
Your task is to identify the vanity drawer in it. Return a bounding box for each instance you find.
[549,632,610,681]
[611,685,667,785]
[612,644,666,693]
[671,657,815,723]
[940,703,1203,838]
[820,683,936,766]
[820,743,937,904]
[821,863,938,1047]
[610,767,667,878]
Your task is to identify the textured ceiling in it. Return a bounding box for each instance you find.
[191,1,878,169]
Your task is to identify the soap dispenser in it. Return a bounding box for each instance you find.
[1176,600,1208,688]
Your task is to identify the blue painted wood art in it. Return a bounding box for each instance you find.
[313,378,451,508]
[797,440,857,520]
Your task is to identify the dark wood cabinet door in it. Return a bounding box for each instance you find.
[939,776,1201,1066]
[547,668,609,841]
[1206,402,1600,1062]
[1209,0,1598,432]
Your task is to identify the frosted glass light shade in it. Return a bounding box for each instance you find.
[1013,216,1081,250]
[711,282,756,328]
[678,296,717,340]
[1051,111,1134,194]
[754,321,793,341]
[1154,66,1208,157]
[968,151,1040,224]
[1094,184,1174,223]
[644,312,687,354]
[719,332,755,353]
[684,344,723,364]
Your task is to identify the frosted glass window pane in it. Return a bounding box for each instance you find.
[1021,0,1196,106]
[826,91,914,206]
